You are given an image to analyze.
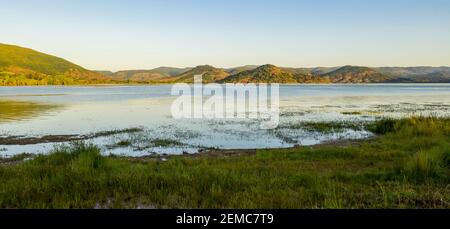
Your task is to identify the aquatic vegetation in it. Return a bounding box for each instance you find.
[150,138,184,147]
[0,128,143,145]
[280,121,366,133]
[341,111,362,115]
[0,134,83,145]
[90,127,144,138]
[302,122,365,132]
[116,140,132,147]
[0,117,449,208]
[280,111,306,117]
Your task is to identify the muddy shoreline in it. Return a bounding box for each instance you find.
[0,137,372,165]
[0,128,144,145]
[112,137,373,162]
[0,135,86,145]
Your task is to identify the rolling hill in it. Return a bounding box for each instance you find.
[310,66,342,75]
[0,43,112,85]
[106,67,192,83]
[376,66,450,77]
[416,72,450,83]
[2,43,449,85]
[219,65,393,84]
[225,65,259,75]
[171,65,230,83]
[319,66,392,83]
[219,64,302,83]
[376,67,450,83]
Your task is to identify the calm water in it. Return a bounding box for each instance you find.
[1,84,450,156]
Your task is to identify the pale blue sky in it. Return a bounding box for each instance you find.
[1,0,450,71]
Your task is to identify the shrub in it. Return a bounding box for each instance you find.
[368,119,397,134]
[402,150,444,182]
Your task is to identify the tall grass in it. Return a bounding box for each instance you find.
[403,150,442,181]
[0,117,449,208]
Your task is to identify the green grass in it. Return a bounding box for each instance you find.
[0,153,34,164]
[0,43,86,75]
[0,117,449,208]
[0,43,114,86]
[367,118,397,134]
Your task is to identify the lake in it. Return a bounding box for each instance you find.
[1,84,450,156]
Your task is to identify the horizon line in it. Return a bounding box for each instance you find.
[96,64,450,73]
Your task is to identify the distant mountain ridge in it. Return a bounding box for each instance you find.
[376,67,450,83]
[103,65,450,84]
[170,65,229,83]
[108,68,191,83]
[1,43,450,85]
[220,65,393,83]
[320,65,392,83]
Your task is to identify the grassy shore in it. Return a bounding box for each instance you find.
[0,117,449,208]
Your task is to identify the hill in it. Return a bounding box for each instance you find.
[310,67,342,75]
[107,67,192,83]
[320,66,391,83]
[376,67,450,83]
[0,43,111,85]
[151,67,192,77]
[112,70,170,83]
[281,67,314,75]
[95,70,114,76]
[225,65,259,75]
[219,64,303,83]
[402,71,450,83]
[376,66,450,77]
[171,65,230,83]
[2,43,448,85]
[98,65,450,84]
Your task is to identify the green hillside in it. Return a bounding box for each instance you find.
[220,64,300,83]
[219,65,394,84]
[0,43,112,85]
[172,65,230,83]
[2,43,448,85]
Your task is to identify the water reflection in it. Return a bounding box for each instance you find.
[0,100,62,123]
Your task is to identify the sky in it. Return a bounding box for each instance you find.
[1,0,450,71]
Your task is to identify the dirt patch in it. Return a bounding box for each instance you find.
[195,148,257,158]
[0,127,144,145]
[123,148,257,162]
[0,135,85,145]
